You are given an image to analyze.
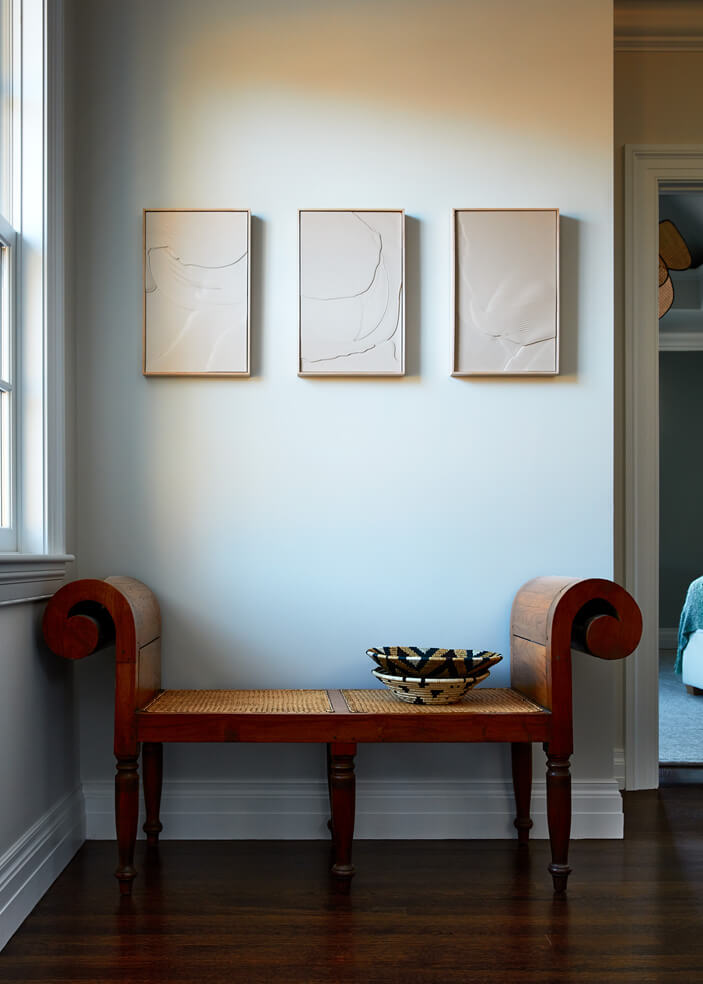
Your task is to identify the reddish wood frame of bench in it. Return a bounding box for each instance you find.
[42,575,642,897]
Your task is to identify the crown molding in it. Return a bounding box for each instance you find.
[615,1,703,51]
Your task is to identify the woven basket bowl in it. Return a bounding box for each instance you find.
[372,668,490,705]
[367,647,501,679]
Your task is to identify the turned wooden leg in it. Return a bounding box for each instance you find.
[115,755,140,896]
[545,744,572,894]
[329,742,356,888]
[142,742,163,846]
[511,742,533,846]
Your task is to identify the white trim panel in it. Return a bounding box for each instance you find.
[0,788,84,951]
[84,778,625,841]
[45,0,67,557]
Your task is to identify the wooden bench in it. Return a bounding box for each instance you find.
[42,575,641,897]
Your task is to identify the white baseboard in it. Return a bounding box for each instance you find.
[659,627,678,650]
[0,788,85,952]
[83,777,624,841]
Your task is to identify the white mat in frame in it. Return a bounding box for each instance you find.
[143,208,251,377]
[298,209,405,376]
[452,208,559,376]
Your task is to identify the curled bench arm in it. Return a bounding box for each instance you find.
[510,577,642,756]
[43,577,161,757]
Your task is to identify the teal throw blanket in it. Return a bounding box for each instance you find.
[675,576,703,674]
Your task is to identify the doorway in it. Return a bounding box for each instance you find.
[657,192,703,766]
[623,146,703,789]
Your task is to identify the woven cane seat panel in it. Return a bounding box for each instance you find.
[342,688,546,714]
[143,689,333,714]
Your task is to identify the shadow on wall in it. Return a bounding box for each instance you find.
[557,216,580,380]
[404,216,421,377]
[250,216,265,379]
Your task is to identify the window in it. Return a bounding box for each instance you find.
[0,0,73,601]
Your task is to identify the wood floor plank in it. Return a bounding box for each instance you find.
[3,786,703,982]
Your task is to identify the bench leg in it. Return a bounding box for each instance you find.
[115,754,140,896]
[511,742,533,846]
[142,742,164,846]
[544,744,572,894]
[329,742,356,889]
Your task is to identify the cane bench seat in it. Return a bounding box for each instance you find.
[134,687,552,745]
[341,687,545,714]
[141,689,334,714]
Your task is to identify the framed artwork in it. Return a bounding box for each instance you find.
[143,208,250,376]
[298,209,405,376]
[452,208,559,376]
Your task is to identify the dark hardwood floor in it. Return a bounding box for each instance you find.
[3,782,703,983]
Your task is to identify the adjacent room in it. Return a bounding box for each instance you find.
[658,192,703,766]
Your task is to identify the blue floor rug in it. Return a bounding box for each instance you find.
[659,649,703,763]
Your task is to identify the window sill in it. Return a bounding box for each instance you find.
[0,553,75,605]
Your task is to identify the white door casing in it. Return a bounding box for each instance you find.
[623,145,703,789]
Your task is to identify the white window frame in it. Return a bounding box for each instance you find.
[0,0,73,604]
[0,213,15,548]
[0,0,18,552]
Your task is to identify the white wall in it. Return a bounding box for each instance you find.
[0,605,77,848]
[71,0,617,831]
[0,603,81,949]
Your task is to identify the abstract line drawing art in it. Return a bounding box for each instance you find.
[143,209,250,376]
[452,209,559,376]
[299,209,405,376]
